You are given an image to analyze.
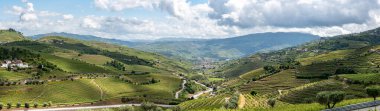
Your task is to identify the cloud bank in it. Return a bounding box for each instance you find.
[1,0,380,40]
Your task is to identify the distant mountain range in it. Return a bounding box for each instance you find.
[132,32,320,61]
[30,32,320,62]
[30,32,139,46]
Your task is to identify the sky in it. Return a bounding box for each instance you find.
[1,0,380,40]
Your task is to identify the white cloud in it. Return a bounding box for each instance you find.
[39,11,60,17]
[63,14,74,20]
[3,0,380,41]
[9,2,38,22]
[208,0,380,28]
[81,16,101,29]
[94,0,159,11]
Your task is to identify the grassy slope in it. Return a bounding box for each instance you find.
[0,74,181,104]
[0,79,100,104]
[42,54,112,73]
[239,70,312,94]
[0,30,25,42]
[339,73,380,84]
[178,95,227,110]
[297,50,353,66]
[95,74,181,99]
[0,69,31,81]
[38,36,191,74]
[239,68,265,80]
[279,79,366,104]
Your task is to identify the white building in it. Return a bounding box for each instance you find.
[1,60,29,68]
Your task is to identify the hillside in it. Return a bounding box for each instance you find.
[214,27,380,78]
[30,32,137,46]
[132,32,320,62]
[0,33,192,107]
[31,32,319,62]
[178,28,380,111]
[0,29,25,42]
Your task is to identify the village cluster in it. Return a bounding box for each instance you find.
[1,60,29,69]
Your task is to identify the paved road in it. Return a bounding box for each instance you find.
[175,79,187,99]
[17,104,175,111]
[354,105,380,111]
[192,81,213,99]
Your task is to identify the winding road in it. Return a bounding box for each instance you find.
[175,79,187,99]
[191,81,213,99]
[17,104,175,111]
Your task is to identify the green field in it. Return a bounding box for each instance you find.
[0,69,31,81]
[279,79,366,104]
[239,70,312,94]
[243,98,374,111]
[339,73,380,84]
[297,50,353,66]
[42,54,112,73]
[0,79,100,104]
[0,74,181,105]
[239,68,265,80]
[0,30,25,42]
[96,74,181,99]
[179,95,227,110]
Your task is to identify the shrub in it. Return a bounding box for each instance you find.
[16,102,21,108]
[7,103,11,109]
[141,102,158,111]
[34,102,38,108]
[225,94,239,109]
[267,98,276,108]
[316,91,346,109]
[366,85,380,101]
[25,103,30,108]
[250,91,257,96]
[43,102,47,107]
[0,103,3,110]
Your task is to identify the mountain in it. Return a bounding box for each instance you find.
[132,32,320,62]
[215,27,380,78]
[30,32,138,46]
[31,32,320,62]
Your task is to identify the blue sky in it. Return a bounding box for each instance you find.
[1,0,380,40]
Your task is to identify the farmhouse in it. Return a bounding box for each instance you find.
[1,60,29,68]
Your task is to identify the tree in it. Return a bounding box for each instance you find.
[250,90,257,96]
[34,102,38,108]
[43,102,47,107]
[267,98,276,108]
[7,103,11,109]
[316,91,346,109]
[16,102,21,108]
[366,86,380,101]
[141,102,158,111]
[0,103,3,110]
[25,103,30,108]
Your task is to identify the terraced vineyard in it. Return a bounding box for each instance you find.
[279,79,366,104]
[239,68,265,80]
[242,94,270,108]
[339,73,380,84]
[179,95,227,110]
[239,70,312,94]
